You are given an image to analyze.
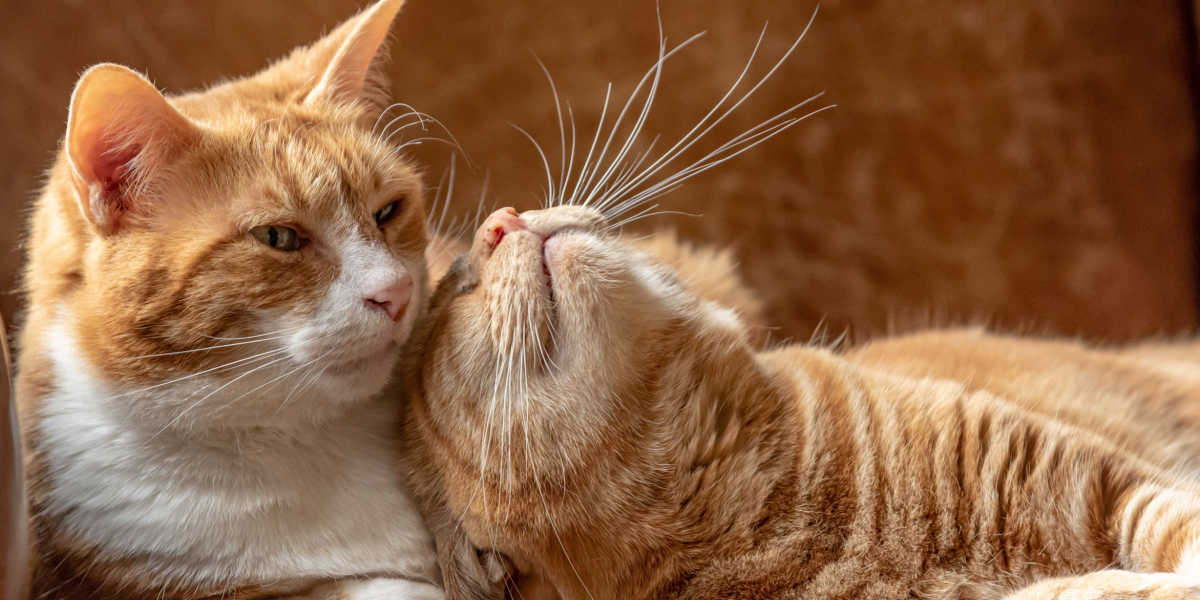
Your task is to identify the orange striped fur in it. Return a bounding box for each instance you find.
[404,206,1200,600]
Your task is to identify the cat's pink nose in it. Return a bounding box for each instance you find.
[364,274,413,321]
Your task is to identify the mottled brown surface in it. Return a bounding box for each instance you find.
[1,0,1197,342]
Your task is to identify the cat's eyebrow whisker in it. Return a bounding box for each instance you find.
[380,107,474,168]
[393,136,468,159]
[382,120,433,145]
[372,102,423,136]
[375,102,429,136]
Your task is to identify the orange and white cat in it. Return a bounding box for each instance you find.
[16,1,452,598]
[404,206,1200,600]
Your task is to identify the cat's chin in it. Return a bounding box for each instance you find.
[321,340,398,377]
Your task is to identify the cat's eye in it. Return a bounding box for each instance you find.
[374,199,402,226]
[249,225,303,252]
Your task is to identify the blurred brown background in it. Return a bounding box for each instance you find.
[1,0,1198,344]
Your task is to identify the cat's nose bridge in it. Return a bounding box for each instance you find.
[338,237,413,321]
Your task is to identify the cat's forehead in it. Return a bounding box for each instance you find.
[204,111,420,218]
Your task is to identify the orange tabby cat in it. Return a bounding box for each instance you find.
[403,206,1200,600]
[16,1,458,598]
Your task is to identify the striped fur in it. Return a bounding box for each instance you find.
[404,206,1200,600]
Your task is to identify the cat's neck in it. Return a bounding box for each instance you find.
[499,331,840,599]
[25,308,436,596]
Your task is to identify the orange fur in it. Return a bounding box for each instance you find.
[16,1,454,598]
[404,207,1200,600]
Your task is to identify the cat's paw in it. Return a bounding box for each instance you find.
[1004,570,1200,599]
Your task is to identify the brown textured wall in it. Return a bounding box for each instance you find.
[0,0,1196,343]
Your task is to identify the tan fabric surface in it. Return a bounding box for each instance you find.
[0,1,1196,341]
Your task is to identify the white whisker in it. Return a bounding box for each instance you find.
[576,31,708,208]
[511,123,558,206]
[565,83,612,207]
[614,103,834,216]
[147,353,292,441]
[113,347,291,399]
[533,54,570,209]
[125,335,291,360]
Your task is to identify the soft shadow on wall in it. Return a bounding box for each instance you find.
[0,0,1195,343]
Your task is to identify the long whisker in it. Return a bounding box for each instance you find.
[578,15,675,208]
[595,7,822,216]
[229,346,337,411]
[606,208,701,232]
[576,31,708,209]
[559,102,578,207]
[511,123,557,205]
[125,335,293,360]
[146,352,293,441]
[591,23,771,213]
[373,102,424,136]
[113,347,291,399]
[564,83,612,207]
[611,103,834,218]
[199,327,303,342]
[272,347,340,416]
[533,53,570,208]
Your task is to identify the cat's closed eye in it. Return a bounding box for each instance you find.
[374,198,402,227]
[249,225,304,251]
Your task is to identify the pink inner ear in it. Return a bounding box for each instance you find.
[91,138,141,194]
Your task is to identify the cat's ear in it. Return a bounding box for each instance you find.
[303,0,406,112]
[65,64,200,235]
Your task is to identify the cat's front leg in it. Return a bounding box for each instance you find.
[1004,570,1200,599]
[286,578,444,600]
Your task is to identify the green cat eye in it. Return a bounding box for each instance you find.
[374,199,401,226]
[249,225,303,252]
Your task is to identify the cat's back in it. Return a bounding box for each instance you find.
[845,328,1200,474]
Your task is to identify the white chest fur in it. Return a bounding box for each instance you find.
[36,320,437,589]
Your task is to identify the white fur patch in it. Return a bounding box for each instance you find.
[40,314,438,589]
